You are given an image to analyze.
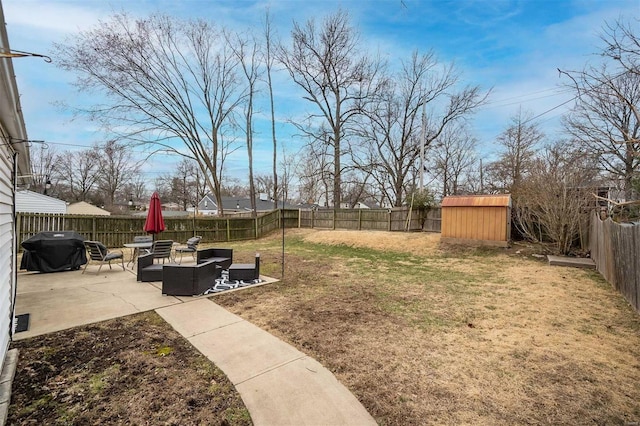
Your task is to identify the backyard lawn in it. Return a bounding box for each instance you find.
[8,229,640,425]
[217,229,640,425]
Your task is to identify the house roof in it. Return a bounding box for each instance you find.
[442,194,512,208]
[15,190,67,213]
[132,210,190,218]
[198,194,293,211]
[0,3,30,180]
[66,201,111,216]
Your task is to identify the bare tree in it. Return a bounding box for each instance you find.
[229,29,262,217]
[562,69,640,199]
[485,109,543,193]
[123,176,147,208]
[600,18,640,75]
[278,150,298,203]
[295,144,332,206]
[254,174,274,199]
[429,124,478,198]
[356,50,485,206]
[220,177,249,198]
[513,140,599,254]
[56,148,99,202]
[156,158,201,210]
[95,140,140,208]
[560,19,639,200]
[263,10,280,209]
[341,170,371,208]
[279,10,385,208]
[54,13,244,214]
[29,144,59,196]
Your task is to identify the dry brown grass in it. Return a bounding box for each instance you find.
[215,229,640,425]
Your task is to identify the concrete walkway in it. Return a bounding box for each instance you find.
[15,267,376,425]
[156,298,376,426]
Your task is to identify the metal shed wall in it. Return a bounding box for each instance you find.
[441,195,511,247]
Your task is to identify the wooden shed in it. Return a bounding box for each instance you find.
[441,194,512,247]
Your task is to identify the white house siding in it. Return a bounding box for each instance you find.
[1,0,31,373]
[15,190,66,214]
[0,146,14,367]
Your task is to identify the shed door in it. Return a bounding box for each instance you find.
[0,148,15,367]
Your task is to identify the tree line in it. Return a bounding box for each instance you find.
[30,9,639,253]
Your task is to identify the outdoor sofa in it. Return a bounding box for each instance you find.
[162,261,221,296]
[196,248,233,270]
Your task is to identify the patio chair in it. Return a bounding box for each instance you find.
[82,240,125,275]
[146,239,174,263]
[174,236,202,264]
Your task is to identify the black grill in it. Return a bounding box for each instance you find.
[20,231,87,273]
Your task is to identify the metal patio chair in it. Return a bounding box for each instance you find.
[174,236,202,264]
[146,239,174,263]
[83,240,125,275]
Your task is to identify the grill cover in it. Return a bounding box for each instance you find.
[20,231,87,273]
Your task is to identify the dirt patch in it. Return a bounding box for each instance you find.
[216,229,640,425]
[296,228,442,256]
[8,311,251,425]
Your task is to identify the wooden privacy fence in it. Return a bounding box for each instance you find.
[17,210,283,250]
[590,213,640,313]
[298,207,441,232]
[17,207,441,251]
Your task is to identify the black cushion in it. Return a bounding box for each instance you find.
[96,242,108,256]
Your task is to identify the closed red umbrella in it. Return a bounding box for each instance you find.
[144,192,165,239]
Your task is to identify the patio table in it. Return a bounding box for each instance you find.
[124,242,153,268]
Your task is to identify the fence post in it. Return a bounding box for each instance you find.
[92,217,96,241]
[358,209,362,230]
[298,209,301,228]
[255,217,258,239]
[388,209,391,231]
[226,219,230,241]
[333,209,336,230]
[311,209,315,229]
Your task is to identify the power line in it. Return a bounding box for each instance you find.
[481,86,573,108]
[521,96,577,125]
[31,139,187,157]
[480,89,574,110]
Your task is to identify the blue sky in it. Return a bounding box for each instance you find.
[2,0,638,186]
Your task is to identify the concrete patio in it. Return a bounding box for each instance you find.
[14,258,277,340]
[15,264,182,340]
[12,260,376,425]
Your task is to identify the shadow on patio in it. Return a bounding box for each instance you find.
[13,259,278,340]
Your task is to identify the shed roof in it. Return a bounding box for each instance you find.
[442,194,511,208]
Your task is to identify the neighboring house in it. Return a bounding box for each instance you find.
[340,202,371,209]
[15,190,66,214]
[66,201,111,216]
[197,193,291,215]
[0,0,32,397]
[132,210,190,218]
[161,202,181,211]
